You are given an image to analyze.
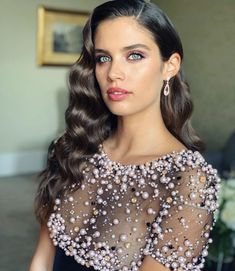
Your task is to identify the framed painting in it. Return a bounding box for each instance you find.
[37,6,89,66]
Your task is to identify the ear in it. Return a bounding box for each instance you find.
[163,53,181,79]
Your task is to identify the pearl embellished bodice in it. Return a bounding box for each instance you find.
[47,143,220,271]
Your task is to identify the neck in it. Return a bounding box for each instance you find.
[107,106,178,156]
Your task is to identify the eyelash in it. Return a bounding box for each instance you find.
[95,51,145,64]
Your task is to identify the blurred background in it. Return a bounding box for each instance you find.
[0,0,234,270]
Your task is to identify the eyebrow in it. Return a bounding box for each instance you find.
[94,43,151,54]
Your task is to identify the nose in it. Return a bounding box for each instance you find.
[107,60,125,81]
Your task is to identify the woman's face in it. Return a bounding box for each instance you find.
[94,16,166,116]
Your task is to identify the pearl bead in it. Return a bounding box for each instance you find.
[97,188,103,195]
[69,217,75,223]
[181,258,187,266]
[162,246,169,252]
[117,247,123,254]
[107,183,112,189]
[93,231,100,238]
[178,205,183,210]
[142,192,149,199]
[184,239,191,246]
[171,262,179,268]
[126,208,131,214]
[68,196,74,202]
[160,176,167,183]
[147,207,154,214]
[178,246,183,252]
[90,178,96,184]
[113,218,119,225]
[189,192,197,200]
[84,201,89,206]
[55,198,61,205]
[98,198,103,204]
[115,179,121,184]
[119,234,127,242]
[152,222,158,228]
[132,227,137,232]
[185,250,192,257]
[202,249,208,257]
[80,228,86,235]
[121,183,127,190]
[93,168,99,175]
[151,174,157,180]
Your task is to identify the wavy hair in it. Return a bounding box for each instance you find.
[34,0,205,224]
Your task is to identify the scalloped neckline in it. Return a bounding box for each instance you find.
[99,143,190,168]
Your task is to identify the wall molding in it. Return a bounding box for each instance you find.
[0,151,47,177]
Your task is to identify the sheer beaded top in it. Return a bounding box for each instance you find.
[47,143,220,271]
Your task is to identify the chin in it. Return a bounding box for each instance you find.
[108,106,141,117]
[105,106,131,116]
[108,109,130,117]
[103,97,145,117]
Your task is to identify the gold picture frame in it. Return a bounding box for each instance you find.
[37,6,89,66]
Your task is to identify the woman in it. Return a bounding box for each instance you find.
[29,0,220,270]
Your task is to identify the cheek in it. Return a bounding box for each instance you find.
[136,62,163,92]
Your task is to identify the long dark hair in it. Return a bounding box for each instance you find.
[34,0,205,224]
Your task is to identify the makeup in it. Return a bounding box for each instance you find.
[107,87,131,101]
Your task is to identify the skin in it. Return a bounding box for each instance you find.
[28,225,55,271]
[94,16,185,168]
[94,16,184,271]
[29,16,183,271]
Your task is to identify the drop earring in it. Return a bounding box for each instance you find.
[163,77,170,96]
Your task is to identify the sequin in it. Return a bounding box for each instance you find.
[131,197,137,204]
[124,242,131,249]
[199,175,206,183]
[47,144,220,271]
[166,197,173,204]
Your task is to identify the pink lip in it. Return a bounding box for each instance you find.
[107,87,131,101]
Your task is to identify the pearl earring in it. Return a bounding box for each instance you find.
[163,77,171,96]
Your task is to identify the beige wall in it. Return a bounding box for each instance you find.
[153,0,235,151]
[0,0,105,176]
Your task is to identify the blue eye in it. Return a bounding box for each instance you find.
[95,52,144,64]
[128,53,144,60]
[95,55,110,63]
